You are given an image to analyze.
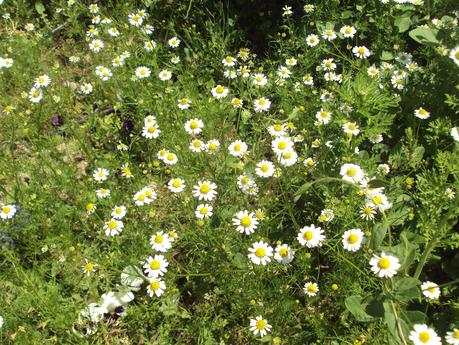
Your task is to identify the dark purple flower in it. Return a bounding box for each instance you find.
[123,119,134,133]
[51,115,63,126]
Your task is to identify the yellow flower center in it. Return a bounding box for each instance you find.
[372,195,383,205]
[190,121,198,129]
[200,184,210,193]
[180,98,188,105]
[145,190,152,198]
[85,204,94,211]
[150,281,160,291]
[347,234,359,244]
[208,143,216,150]
[418,332,430,343]
[278,142,287,150]
[255,248,265,257]
[258,99,266,105]
[307,284,318,293]
[154,235,163,244]
[378,258,390,269]
[255,319,267,330]
[358,47,365,54]
[345,28,351,34]
[279,248,289,257]
[241,216,252,227]
[321,112,328,118]
[199,207,208,215]
[167,153,174,161]
[427,286,437,293]
[304,231,313,240]
[225,56,233,63]
[150,260,160,270]
[346,168,356,177]
[148,126,156,133]
[115,208,122,214]
[38,77,45,83]
[453,330,459,339]
[193,141,202,148]
[84,262,94,271]
[172,180,181,188]
[348,123,356,130]
[108,220,117,230]
[233,144,241,151]
[282,152,292,159]
[215,86,224,94]
[241,177,249,185]
[138,194,145,201]
[260,165,269,172]
[274,124,282,131]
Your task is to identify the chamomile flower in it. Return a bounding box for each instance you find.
[171,55,181,64]
[268,123,288,137]
[81,259,97,276]
[367,65,379,78]
[369,252,400,278]
[189,139,206,152]
[450,46,459,65]
[29,87,43,103]
[135,66,151,79]
[304,157,316,168]
[415,107,430,119]
[360,203,376,220]
[144,255,169,278]
[297,224,325,248]
[142,187,157,203]
[250,316,272,337]
[285,57,297,66]
[104,218,123,236]
[445,187,456,199]
[237,174,255,190]
[446,328,459,344]
[34,74,51,88]
[319,209,334,222]
[192,181,217,201]
[278,150,298,166]
[248,241,273,265]
[147,278,166,297]
[277,66,291,79]
[303,282,319,297]
[322,30,337,41]
[142,123,161,139]
[228,140,248,158]
[316,109,332,124]
[168,36,180,48]
[195,204,213,219]
[0,204,17,220]
[168,178,185,193]
[111,206,126,219]
[107,27,120,37]
[421,281,441,299]
[340,164,364,183]
[211,85,229,99]
[121,163,133,178]
[128,13,143,26]
[274,244,295,264]
[177,98,191,110]
[321,58,336,71]
[368,192,392,212]
[343,122,360,136]
[340,25,356,38]
[253,73,268,86]
[112,56,124,67]
[342,229,365,252]
[85,203,96,215]
[144,40,157,51]
[232,210,259,235]
[93,168,109,182]
[80,83,93,94]
[163,152,178,165]
[304,4,315,13]
[254,97,271,112]
[222,56,236,67]
[206,139,220,154]
[353,46,371,59]
[231,97,243,107]
[96,66,112,81]
[158,69,172,81]
[306,34,320,47]
[255,160,275,178]
[142,24,154,34]
[150,231,172,252]
[271,137,294,155]
[409,324,442,345]
[89,39,104,52]
[88,3,99,13]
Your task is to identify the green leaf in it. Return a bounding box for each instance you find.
[345,295,374,322]
[257,335,273,343]
[35,1,46,15]
[120,265,145,290]
[371,223,388,250]
[383,302,410,345]
[368,179,387,189]
[408,27,440,46]
[393,277,421,301]
[381,51,394,61]
[395,16,411,33]
[341,10,353,19]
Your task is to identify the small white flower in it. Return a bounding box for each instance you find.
[274,244,295,264]
[408,324,442,345]
[303,282,319,297]
[342,229,365,252]
[352,46,371,59]
[369,252,400,278]
[297,224,325,248]
[249,316,272,337]
[195,204,213,219]
[421,281,441,299]
[135,66,151,79]
[248,241,273,265]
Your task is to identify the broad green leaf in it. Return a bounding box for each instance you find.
[381,51,394,60]
[395,16,411,33]
[371,223,388,249]
[120,265,145,290]
[408,27,440,46]
[345,295,374,322]
[35,1,46,15]
[393,277,421,301]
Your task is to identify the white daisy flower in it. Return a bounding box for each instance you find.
[111,205,127,219]
[421,281,441,299]
[446,328,459,344]
[195,204,213,219]
[228,140,248,158]
[232,210,259,235]
[80,83,93,94]
[158,69,172,81]
[255,160,275,178]
[414,107,430,119]
[0,204,17,220]
[142,123,161,139]
[104,218,123,236]
[316,109,332,124]
[29,87,43,103]
[253,97,271,112]
[206,139,220,154]
[211,85,229,99]
[143,255,169,278]
[306,34,320,47]
[89,39,104,52]
[189,139,206,153]
[34,74,51,88]
[177,98,191,110]
[340,163,364,183]
[271,136,294,155]
[248,241,273,265]
[168,178,186,193]
[96,188,111,199]
[369,252,400,278]
[352,46,371,59]
[150,231,172,253]
[168,36,180,48]
[222,56,236,67]
[322,30,337,41]
[249,316,272,337]
[93,168,109,182]
[340,25,356,38]
[409,324,442,345]
[274,244,295,264]
[342,229,365,252]
[135,66,151,79]
[192,181,217,201]
[147,278,166,297]
[252,73,268,86]
[303,282,319,297]
[343,122,360,136]
[297,224,325,248]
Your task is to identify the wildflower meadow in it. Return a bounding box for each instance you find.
[0,0,458,344]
